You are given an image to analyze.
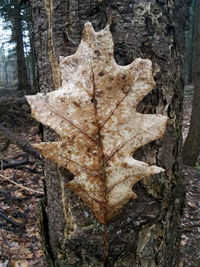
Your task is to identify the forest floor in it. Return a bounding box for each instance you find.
[0,92,47,267]
[0,89,199,267]
[180,91,200,267]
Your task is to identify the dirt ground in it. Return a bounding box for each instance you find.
[0,91,199,266]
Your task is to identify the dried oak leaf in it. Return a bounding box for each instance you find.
[26,23,168,224]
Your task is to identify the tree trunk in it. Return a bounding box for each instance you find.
[182,0,200,166]
[13,0,30,92]
[30,1,189,266]
[184,0,195,84]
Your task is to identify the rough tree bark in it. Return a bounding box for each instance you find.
[182,0,200,166]
[30,1,190,266]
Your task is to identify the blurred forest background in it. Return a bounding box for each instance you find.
[0,0,199,266]
[0,0,36,94]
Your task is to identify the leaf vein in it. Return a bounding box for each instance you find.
[45,105,97,143]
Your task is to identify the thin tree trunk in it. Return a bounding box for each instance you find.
[26,3,38,93]
[182,0,200,166]
[29,32,38,93]
[1,48,9,87]
[13,0,30,92]
[30,1,190,266]
[185,0,195,84]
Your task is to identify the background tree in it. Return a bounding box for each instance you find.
[184,0,195,84]
[0,46,9,88]
[0,19,18,89]
[0,0,35,93]
[29,0,190,266]
[182,0,200,166]
[12,0,30,91]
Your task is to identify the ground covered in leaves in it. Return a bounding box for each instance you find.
[0,91,47,266]
[0,89,199,266]
[180,90,200,267]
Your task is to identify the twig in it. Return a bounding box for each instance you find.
[1,159,32,169]
[0,210,25,227]
[0,174,44,195]
[13,166,42,174]
[0,123,42,159]
[11,153,28,160]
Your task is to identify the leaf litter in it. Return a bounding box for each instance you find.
[0,98,47,266]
